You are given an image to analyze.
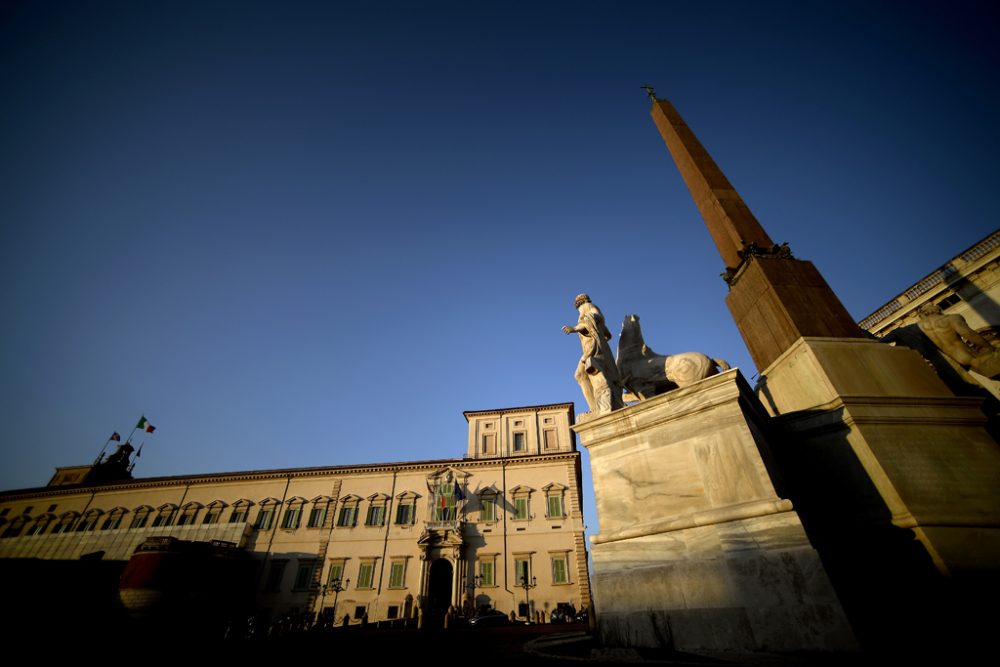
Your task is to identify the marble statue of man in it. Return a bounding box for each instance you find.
[562,293,624,417]
[917,302,1000,379]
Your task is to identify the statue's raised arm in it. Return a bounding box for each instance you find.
[563,294,624,419]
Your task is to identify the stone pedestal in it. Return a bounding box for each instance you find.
[757,337,1000,651]
[759,337,1000,576]
[574,370,856,652]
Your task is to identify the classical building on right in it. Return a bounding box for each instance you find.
[859,230,1000,396]
[861,230,999,336]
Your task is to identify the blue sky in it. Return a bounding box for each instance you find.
[2,1,997,538]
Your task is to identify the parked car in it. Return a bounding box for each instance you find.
[468,609,511,627]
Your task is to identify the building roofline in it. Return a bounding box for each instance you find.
[462,402,576,421]
[0,451,580,501]
[859,230,1000,331]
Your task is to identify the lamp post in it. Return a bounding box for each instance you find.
[518,575,537,623]
[316,584,330,627]
[471,574,482,614]
[328,577,349,625]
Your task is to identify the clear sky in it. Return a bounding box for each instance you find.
[2,1,997,539]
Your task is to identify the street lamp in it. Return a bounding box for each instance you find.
[328,576,349,625]
[517,575,537,623]
[470,574,483,614]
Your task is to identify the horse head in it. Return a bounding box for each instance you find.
[618,314,645,352]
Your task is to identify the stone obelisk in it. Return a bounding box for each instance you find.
[649,93,1000,651]
[650,98,862,371]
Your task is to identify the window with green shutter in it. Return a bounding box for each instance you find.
[389,561,407,588]
[551,556,569,584]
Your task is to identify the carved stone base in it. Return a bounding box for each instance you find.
[574,370,855,652]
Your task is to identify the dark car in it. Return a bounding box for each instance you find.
[468,609,511,627]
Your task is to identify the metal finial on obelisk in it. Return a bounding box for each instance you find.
[640,84,657,102]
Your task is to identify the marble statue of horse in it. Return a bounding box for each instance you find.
[616,314,731,400]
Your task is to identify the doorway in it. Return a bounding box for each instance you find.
[427,558,453,627]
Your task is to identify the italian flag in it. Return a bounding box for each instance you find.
[136,416,156,433]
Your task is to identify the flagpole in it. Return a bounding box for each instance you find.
[94,435,115,465]
[125,414,146,447]
[128,442,144,474]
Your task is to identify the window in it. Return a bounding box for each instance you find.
[387,605,399,619]
[514,557,531,586]
[151,506,176,527]
[478,557,495,587]
[433,480,460,521]
[357,560,375,589]
[130,508,151,529]
[101,509,126,531]
[52,514,78,534]
[514,497,529,520]
[229,507,249,523]
[482,433,496,455]
[177,504,200,526]
[337,505,356,527]
[307,499,331,528]
[282,507,302,530]
[265,560,287,592]
[294,560,318,590]
[543,429,558,450]
[509,485,533,521]
[337,506,357,527]
[255,508,274,530]
[513,432,526,452]
[479,494,495,522]
[26,515,53,536]
[76,511,100,532]
[395,502,414,525]
[327,561,345,586]
[2,516,27,538]
[547,494,564,518]
[354,606,367,620]
[389,559,407,589]
[551,554,569,584]
[203,501,226,525]
[365,503,385,527]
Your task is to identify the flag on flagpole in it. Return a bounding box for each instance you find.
[110,432,121,442]
[453,479,464,500]
[136,416,155,433]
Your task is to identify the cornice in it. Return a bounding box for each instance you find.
[0,452,580,502]
[462,402,575,421]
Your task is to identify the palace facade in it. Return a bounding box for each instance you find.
[0,402,591,628]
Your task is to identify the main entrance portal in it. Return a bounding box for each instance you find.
[426,558,453,627]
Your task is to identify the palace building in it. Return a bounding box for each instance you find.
[0,402,591,630]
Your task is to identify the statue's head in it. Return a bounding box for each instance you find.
[574,293,591,308]
[919,302,943,317]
